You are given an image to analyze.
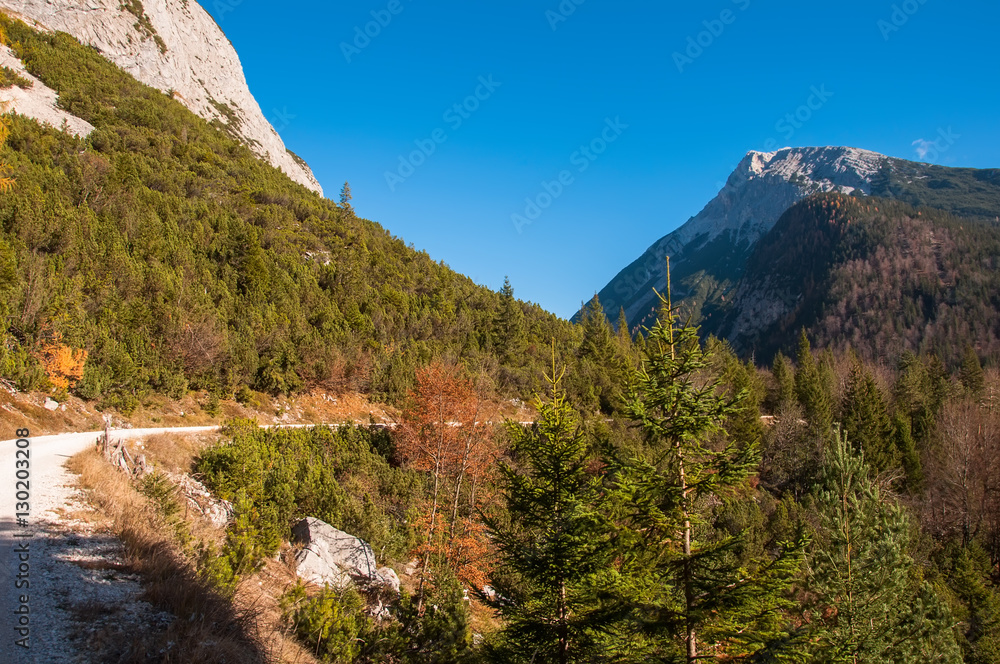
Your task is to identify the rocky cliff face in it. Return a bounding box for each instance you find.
[593,146,888,331]
[0,0,323,195]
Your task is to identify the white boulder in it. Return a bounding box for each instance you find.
[292,517,378,587]
[375,566,401,594]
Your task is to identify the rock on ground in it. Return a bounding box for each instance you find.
[376,566,400,594]
[292,517,394,591]
[164,471,233,529]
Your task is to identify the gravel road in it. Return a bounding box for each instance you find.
[0,426,219,663]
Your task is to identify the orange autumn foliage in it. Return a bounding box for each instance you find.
[447,516,491,591]
[397,361,500,599]
[34,330,87,392]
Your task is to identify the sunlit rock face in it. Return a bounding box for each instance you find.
[0,0,323,194]
[594,146,887,330]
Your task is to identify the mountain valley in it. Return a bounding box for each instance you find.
[0,3,998,664]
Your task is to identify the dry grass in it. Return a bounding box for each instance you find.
[2,387,397,441]
[142,431,219,475]
[235,550,326,664]
[468,597,502,642]
[0,388,106,437]
[123,389,398,430]
[69,599,122,621]
[68,439,326,664]
[68,449,271,664]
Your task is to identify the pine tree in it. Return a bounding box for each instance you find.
[339,181,354,215]
[706,338,766,455]
[938,544,1000,664]
[615,269,804,663]
[804,429,962,663]
[574,295,621,413]
[842,363,898,473]
[615,307,636,373]
[960,344,986,399]
[492,277,526,366]
[484,365,614,664]
[795,329,833,439]
[729,359,766,455]
[771,351,797,412]
[893,411,924,491]
[395,568,474,663]
[818,348,839,419]
[896,352,951,446]
[579,295,615,363]
[616,306,630,344]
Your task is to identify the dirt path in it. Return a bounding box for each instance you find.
[0,426,218,662]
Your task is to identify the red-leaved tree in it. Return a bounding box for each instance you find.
[397,362,499,608]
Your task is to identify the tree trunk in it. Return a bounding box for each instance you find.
[448,418,477,555]
[679,446,697,663]
[418,400,448,613]
[417,451,441,614]
[559,579,569,664]
[454,470,482,570]
[842,463,858,664]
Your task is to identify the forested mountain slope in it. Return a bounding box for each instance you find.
[0,15,578,411]
[870,158,1000,222]
[708,193,1000,365]
[591,147,1000,339]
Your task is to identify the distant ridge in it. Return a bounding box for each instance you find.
[588,146,1000,337]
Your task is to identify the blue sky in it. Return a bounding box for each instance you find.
[207,0,999,319]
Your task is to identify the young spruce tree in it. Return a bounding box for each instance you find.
[339,180,354,215]
[841,362,898,474]
[615,262,805,662]
[960,344,986,399]
[492,276,526,366]
[574,295,623,414]
[484,359,614,664]
[795,329,834,439]
[772,351,797,412]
